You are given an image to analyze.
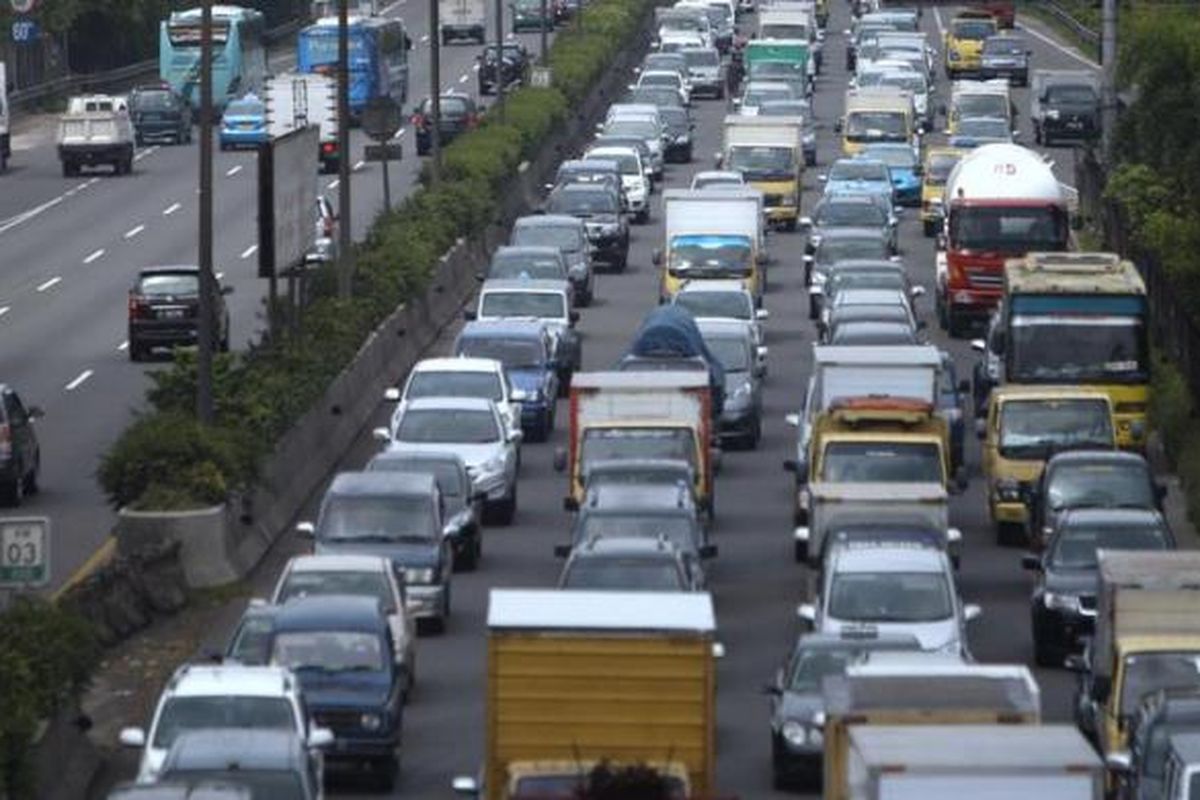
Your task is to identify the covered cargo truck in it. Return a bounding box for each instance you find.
[658,187,766,304]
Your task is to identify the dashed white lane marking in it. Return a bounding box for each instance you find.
[473,62,481,72]
[124,224,146,240]
[134,145,160,162]
[932,6,944,36]
[0,196,63,235]
[83,248,106,265]
[65,369,94,391]
[1017,20,1101,70]
[86,177,100,187]
[421,33,430,42]
[353,160,366,171]
[118,340,129,351]
[226,164,243,177]
[0,307,9,319]
[215,271,225,281]
[36,276,62,293]
[459,74,469,83]
[163,202,182,216]
[241,244,258,259]
[328,179,340,189]
[395,127,407,138]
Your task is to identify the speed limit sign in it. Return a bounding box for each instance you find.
[0,517,50,587]
[10,0,37,14]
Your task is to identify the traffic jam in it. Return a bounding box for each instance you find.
[107,0,1200,798]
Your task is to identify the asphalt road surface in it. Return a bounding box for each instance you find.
[96,2,1119,797]
[0,2,556,592]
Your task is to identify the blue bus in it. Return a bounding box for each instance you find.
[297,16,410,118]
[159,5,268,113]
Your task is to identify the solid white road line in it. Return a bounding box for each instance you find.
[241,244,258,259]
[124,224,145,240]
[163,202,182,216]
[36,276,62,293]
[83,248,106,265]
[65,369,94,392]
[226,164,243,177]
[1017,19,1101,70]
[932,6,944,36]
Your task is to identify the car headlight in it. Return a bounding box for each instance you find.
[781,193,798,206]
[1130,419,1146,438]
[731,382,753,400]
[360,713,383,731]
[1044,592,1082,613]
[948,50,960,61]
[781,720,823,747]
[1045,109,1061,120]
[404,566,436,584]
[995,479,1022,502]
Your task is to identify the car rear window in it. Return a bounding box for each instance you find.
[139,273,199,296]
[134,91,176,110]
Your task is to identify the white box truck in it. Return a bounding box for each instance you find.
[440,0,487,43]
[658,187,766,303]
[265,72,339,174]
[0,62,10,172]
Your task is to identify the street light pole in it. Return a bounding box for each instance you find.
[197,0,215,424]
[429,0,442,183]
[540,0,548,64]
[494,0,505,120]
[337,0,354,298]
[1100,0,1118,159]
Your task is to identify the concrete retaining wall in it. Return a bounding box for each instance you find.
[113,16,655,590]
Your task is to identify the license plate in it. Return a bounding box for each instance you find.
[160,309,186,320]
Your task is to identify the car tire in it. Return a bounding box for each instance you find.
[23,454,40,496]
[947,308,967,338]
[2,466,24,508]
[129,340,144,362]
[494,484,518,526]
[461,532,481,571]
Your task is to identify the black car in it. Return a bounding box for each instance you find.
[477,43,530,96]
[479,245,571,283]
[1027,449,1165,552]
[803,195,896,261]
[802,227,894,290]
[657,104,694,163]
[766,632,922,790]
[1024,507,1175,667]
[1119,688,1200,800]
[699,319,764,449]
[544,182,630,270]
[0,385,43,506]
[128,84,194,146]
[412,92,479,155]
[127,266,232,361]
[257,596,405,790]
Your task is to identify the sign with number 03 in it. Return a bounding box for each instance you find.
[0,517,50,587]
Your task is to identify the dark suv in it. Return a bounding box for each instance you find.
[129,84,194,146]
[543,182,629,271]
[412,92,479,155]
[477,43,530,95]
[0,385,43,506]
[127,266,232,361]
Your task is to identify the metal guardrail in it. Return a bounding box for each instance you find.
[9,19,303,115]
[1020,0,1101,57]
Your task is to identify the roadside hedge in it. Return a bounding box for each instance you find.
[98,0,652,511]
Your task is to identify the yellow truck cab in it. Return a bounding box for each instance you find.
[944,10,998,78]
[988,252,1150,450]
[808,396,954,490]
[839,88,914,158]
[920,146,964,237]
[947,78,1013,135]
[657,187,765,305]
[981,385,1115,545]
[719,115,804,230]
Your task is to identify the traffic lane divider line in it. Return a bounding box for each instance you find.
[65,369,94,391]
[37,276,62,292]
[83,248,105,265]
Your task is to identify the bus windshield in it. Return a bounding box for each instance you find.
[950,205,1068,253]
[1008,316,1149,384]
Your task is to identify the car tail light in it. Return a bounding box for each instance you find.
[321,141,337,155]
[411,113,426,128]
[128,294,150,320]
[466,113,479,129]
[0,423,10,459]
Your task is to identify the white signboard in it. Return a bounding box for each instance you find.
[0,517,50,587]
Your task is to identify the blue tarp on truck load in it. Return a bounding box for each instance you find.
[621,305,725,414]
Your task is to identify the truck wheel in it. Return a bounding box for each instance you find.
[923,219,937,237]
[947,308,966,338]
[62,161,76,178]
[1032,629,1063,668]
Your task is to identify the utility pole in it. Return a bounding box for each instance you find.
[337,0,354,298]
[197,0,215,424]
[429,0,442,183]
[494,0,505,120]
[539,0,548,64]
[1100,0,1118,160]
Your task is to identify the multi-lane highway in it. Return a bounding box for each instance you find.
[74,2,1143,797]
[0,2,555,591]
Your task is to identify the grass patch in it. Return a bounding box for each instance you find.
[1150,349,1200,525]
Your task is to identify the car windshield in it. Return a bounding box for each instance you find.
[829,270,904,294]
[549,189,619,215]
[956,94,1008,119]
[693,176,741,189]
[224,100,262,116]
[368,457,463,497]
[950,205,1068,253]
[727,145,794,179]
[589,151,640,175]
[817,201,887,227]
[395,408,499,444]
[863,147,916,169]
[1050,522,1170,569]
[1047,84,1098,105]
[1121,653,1200,715]
[640,73,680,88]
[759,101,808,117]
[705,336,751,372]
[276,570,393,608]
[985,37,1027,55]
[816,237,889,265]
[675,291,752,320]
[513,225,582,252]
[458,336,545,367]
[489,254,565,280]
[138,273,199,296]
[788,649,859,691]
[581,428,696,469]
[481,291,566,319]
[319,494,434,541]
[925,152,961,184]
[743,87,794,106]
[998,399,1114,458]
[956,117,1011,138]
[607,120,659,141]
[748,62,805,81]
[1047,463,1154,511]
[829,571,953,622]
[821,442,943,483]
[228,615,275,665]
[683,49,719,67]
[659,108,688,132]
[880,72,926,93]
[152,697,295,748]
[422,96,471,117]
[830,161,890,182]
[759,23,808,38]
[1009,317,1149,384]
[578,515,697,550]
[406,371,503,402]
[953,19,996,39]
[272,630,386,673]
[846,112,907,141]
[562,558,685,591]
[668,237,753,277]
[161,770,306,799]
[134,91,177,111]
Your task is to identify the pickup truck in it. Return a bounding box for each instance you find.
[57,94,136,176]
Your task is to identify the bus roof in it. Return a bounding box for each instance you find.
[169,5,263,23]
[1004,251,1145,296]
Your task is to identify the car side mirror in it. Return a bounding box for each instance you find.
[756,308,770,320]
[699,543,719,559]
[463,308,477,321]
[911,286,926,299]
[1021,553,1041,571]
[308,727,335,749]
[553,543,572,558]
[553,446,568,472]
[652,248,663,266]
[569,310,580,324]
[453,776,481,797]
[372,427,391,443]
[732,98,742,108]
[508,429,523,444]
[384,387,401,402]
[817,173,827,183]
[1107,751,1132,774]
[796,603,817,624]
[119,727,147,748]
[970,338,986,353]
[963,603,982,622]
[799,216,813,228]
[296,521,316,537]
[26,405,44,419]
[784,413,800,428]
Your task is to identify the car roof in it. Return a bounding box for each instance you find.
[697,318,753,339]
[1047,449,1149,470]
[818,227,889,242]
[831,320,916,342]
[676,278,749,294]
[481,278,570,294]
[139,265,200,276]
[283,554,390,575]
[514,214,583,229]
[371,448,467,469]
[584,482,693,511]
[271,594,387,634]
[828,259,903,272]
[1058,507,1166,527]
[494,245,565,259]
[832,157,889,171]
[412,356,503,374]
[835,288,908,304]
[795,631,923,653]
[400,396,497,412]
[327,469,436,496]
[167,664,296,699]
[163,729,306,772]
[553,181,619,195]
[106,783,251,800]
[460,319,551,338]
[831,542,946,573]
[574,535,682,558]
[587,145,640,158]
[559,158,619,172]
